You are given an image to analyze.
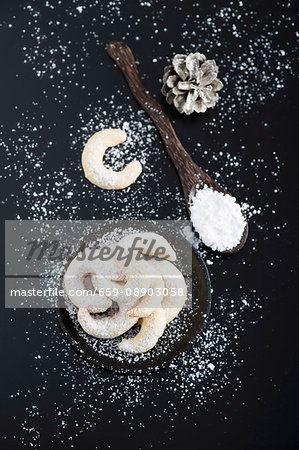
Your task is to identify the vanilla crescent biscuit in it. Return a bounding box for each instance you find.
[82,128,142,190]
[63,249,114,312]
[118,308,167,354]
[147,259,187,323]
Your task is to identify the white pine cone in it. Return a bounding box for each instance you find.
[161,52,223,115]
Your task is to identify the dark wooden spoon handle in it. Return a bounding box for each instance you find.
[106,41,213,201]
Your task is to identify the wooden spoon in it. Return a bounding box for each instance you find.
[106,41,248,253]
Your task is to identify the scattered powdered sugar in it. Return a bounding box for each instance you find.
[7,290,262,447]
[190,186,246,252]
[0,0,294,446]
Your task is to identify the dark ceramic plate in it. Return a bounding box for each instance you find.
[58,227,211,374]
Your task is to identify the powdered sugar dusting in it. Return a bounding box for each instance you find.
[0,0,294,447]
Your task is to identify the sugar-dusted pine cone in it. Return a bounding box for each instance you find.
[161,52,223,115]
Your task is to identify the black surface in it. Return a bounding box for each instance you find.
[1,1,298,449]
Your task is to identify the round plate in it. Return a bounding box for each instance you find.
[58,229,211,374]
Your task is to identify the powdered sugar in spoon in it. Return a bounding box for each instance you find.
[106,41,248,253]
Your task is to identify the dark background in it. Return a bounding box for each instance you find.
[0,0,298,449]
